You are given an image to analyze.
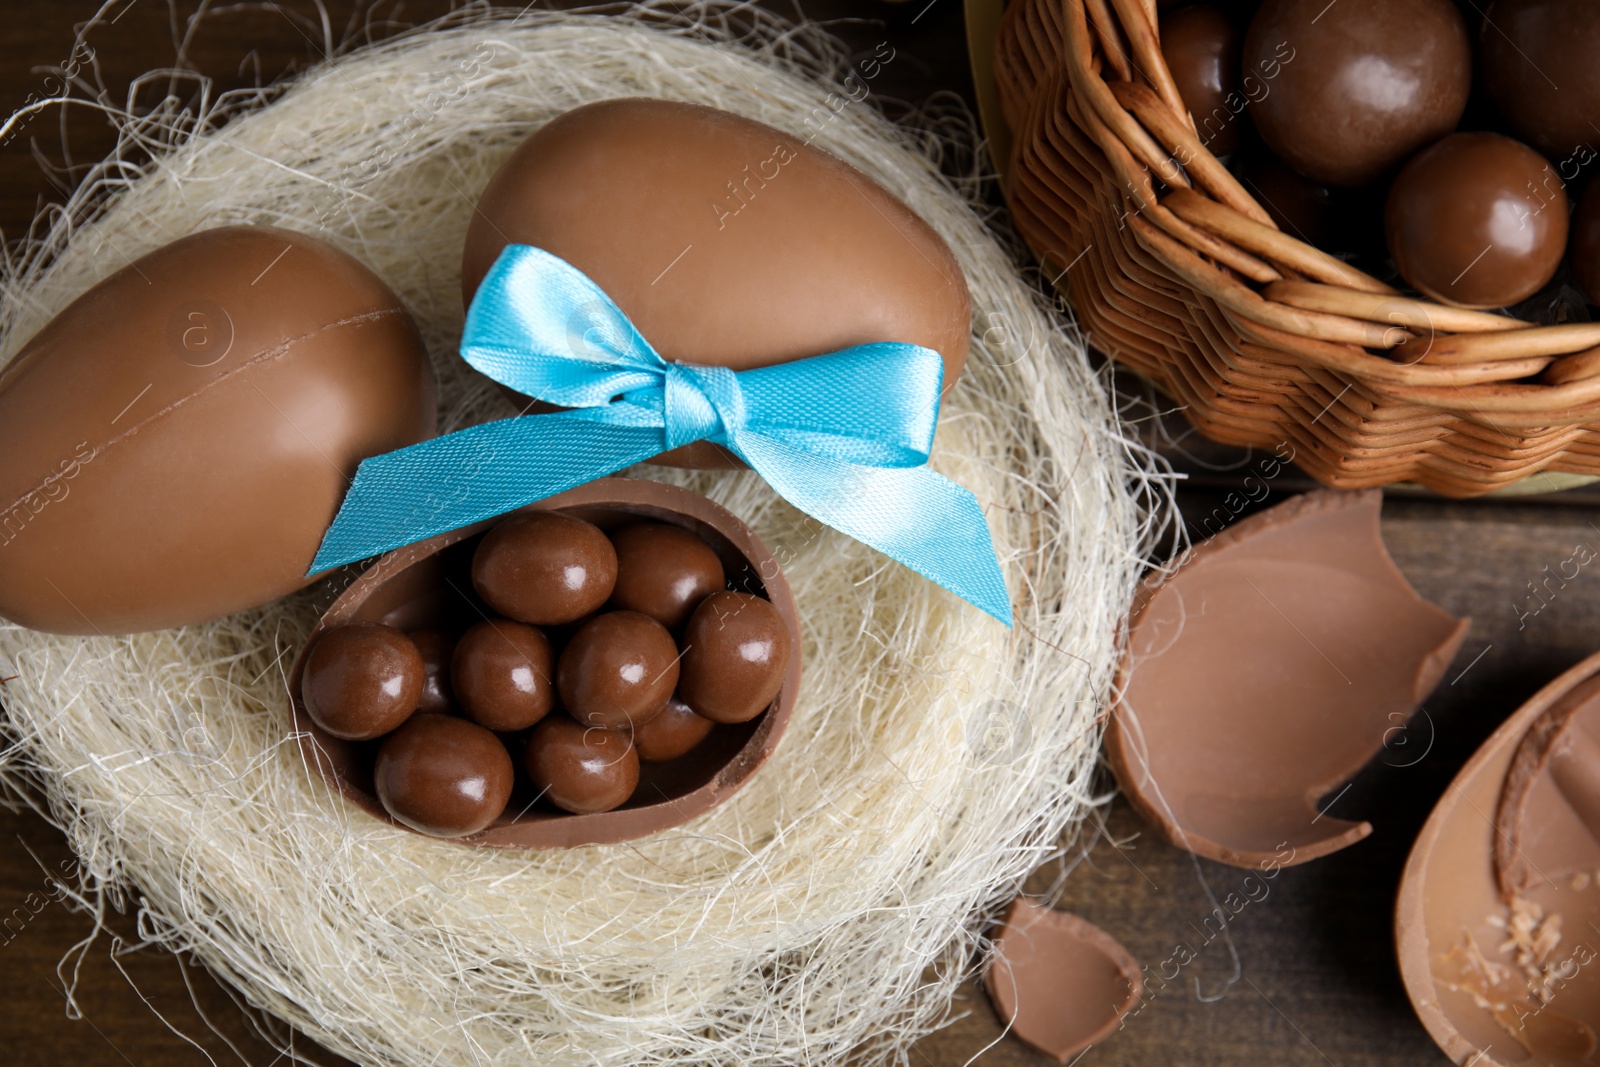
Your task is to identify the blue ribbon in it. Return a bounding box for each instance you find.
[309,246,1012,625]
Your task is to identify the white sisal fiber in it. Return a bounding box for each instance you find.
[0,5,1163,1064]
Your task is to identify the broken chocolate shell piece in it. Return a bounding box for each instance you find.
[984,898,1142,1062]
[1497,673,1600,899]
[1109,489,1469,869]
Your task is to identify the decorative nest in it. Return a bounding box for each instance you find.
[0,5,1158,1065]
[995,0,1600,497]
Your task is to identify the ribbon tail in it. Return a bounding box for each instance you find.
[308,413,663,573]
[733,434,1013,626]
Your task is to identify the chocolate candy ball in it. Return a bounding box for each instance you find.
[634,697,716,763]
[1240,154,1340,249]
[524,715,639,814]
[301,622,424,741]
[1571,181,1600,305]
[608,522,726,629]
[678,591,791,724]
[472,512,617,625]
[452,619,556,732]
[1243,0,1470,187]
[1160,5,1244,157]
[557,611,680,731]
[374,714,514,837]
[409,629,454,715]
[1481,0,1600,160]
[1385,132,1568,309]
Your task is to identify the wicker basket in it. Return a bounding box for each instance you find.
[990,0,1600,496]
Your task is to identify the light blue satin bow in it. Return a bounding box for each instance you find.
[309,245,1011,625]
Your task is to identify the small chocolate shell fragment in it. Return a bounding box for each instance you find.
[1110,490,1469,868]
[984,898,1142,1062]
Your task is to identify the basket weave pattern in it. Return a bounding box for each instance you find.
[995,0,1600,496]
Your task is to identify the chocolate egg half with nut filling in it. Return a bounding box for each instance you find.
[0,226,435,634]
[461,98,970,468]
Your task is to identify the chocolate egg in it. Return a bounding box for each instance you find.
[524,715,639,815]
[1242,0,1470,187]
[557,611,679,731]
[0,226,434,634]
[678,591,791,724]
[300,622,424,741]
[471,512,617,625]
[1481,0,1600,160]
[461,99,971,468]
[1570,181,1600,304]
[374,714,514,837]
[608,522,726,629]
[451,619,555,732]
[633,697,716,763]
[1386,132,1568,309]
[1160,5,1245,157]
[409,629,454,715]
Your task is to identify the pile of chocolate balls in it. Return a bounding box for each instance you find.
[1160,0,1600,311]
[299,512,792,838]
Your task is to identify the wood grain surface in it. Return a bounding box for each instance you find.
[0,3,1588,1065]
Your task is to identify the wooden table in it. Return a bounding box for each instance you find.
[0,3,1586,1064]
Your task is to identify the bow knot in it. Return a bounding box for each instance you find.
[310,246,1012,625]
[662,362,738,450]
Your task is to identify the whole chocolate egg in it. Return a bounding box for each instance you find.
[1386,132,1568,309]
[607,522,726,630]
[374,714,514,837]
[1242,0,1470,187]
[633,697,716,763]
[1161,5,1245,157]
[301,622,424,741]
[524,715,639,815]
[451,619,555,732]
[1481,0,1600,160]
[471,512,617,626]
[408,629,455,715]
[556,611,679,731]
[461,99,971,468]
[678,591,791,724]
[0,226,435,634]
[1571,180,1600,305]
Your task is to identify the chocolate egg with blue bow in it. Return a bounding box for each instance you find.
[462,98,971,468]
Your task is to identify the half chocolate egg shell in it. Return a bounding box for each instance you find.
[287,478,801,849]
[1398,652,1600,1066]
[1109,489,1469,868]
